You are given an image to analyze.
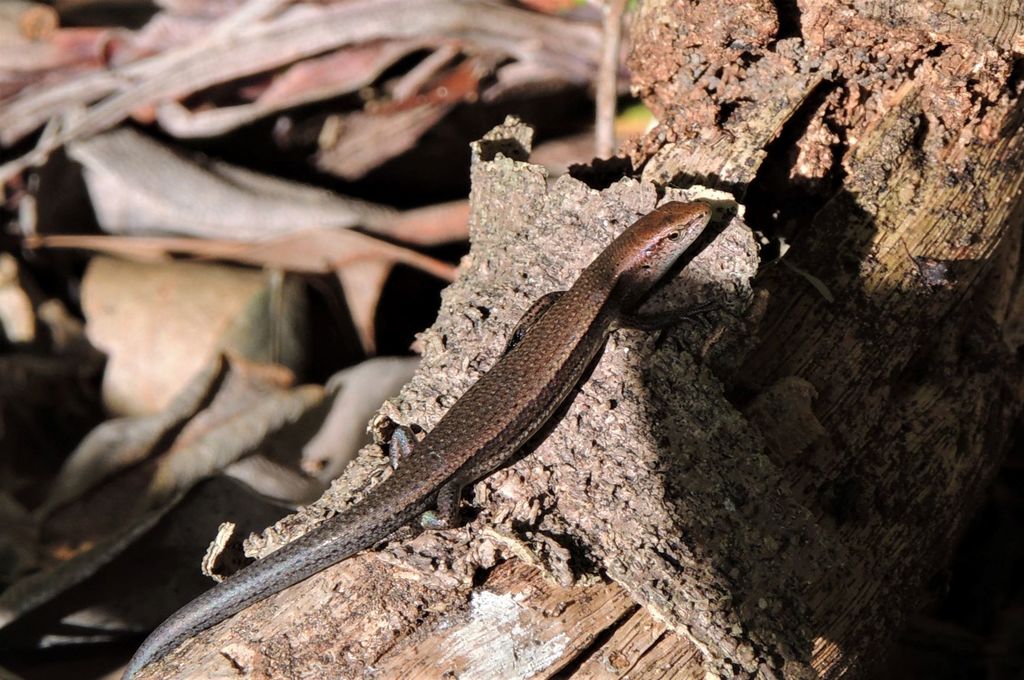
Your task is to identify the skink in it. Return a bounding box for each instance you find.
[124,200,714,678]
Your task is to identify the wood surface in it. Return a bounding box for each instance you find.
[140,2,1024,678]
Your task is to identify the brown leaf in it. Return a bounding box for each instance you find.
[38,356,227,519]
[157,40,432,137]
[30,230,457,280]
[41,355,321,547]
[144,358,324,508]
[0,26,109,78]
[316,102,453,180]
[79,255,306,415]
[379,199,469,246]
[67,128,399,240]
[335,259,392,355]
[223,454,325,507]
[34,231,454,357]
[0,0,604,176]
[225,228,457,280]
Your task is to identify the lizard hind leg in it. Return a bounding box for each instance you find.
[419,479,464,530]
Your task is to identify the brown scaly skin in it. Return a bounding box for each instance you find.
[123,201,714,679]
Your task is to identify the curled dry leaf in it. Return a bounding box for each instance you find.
[0,27,111,92]
[80,255,307,416]
[316,101,453,181]
[214,229,459,281]
[223,455,325,507]
[316,55,493,180]
[383,199,469,246]
[37,229,455,357]
[144,359,324,509]
[67,127,398,241]
[39,356,304,546]
[156,39,434,138]
[335,259,391,355]
[30,231,462,276]
[389,42,460,102]
[4,355,325,632]
[38,356,227,519]
[65,127,467,245]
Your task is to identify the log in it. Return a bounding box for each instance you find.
[137,1,1024,678]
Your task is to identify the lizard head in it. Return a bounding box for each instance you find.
[609,200,713,305]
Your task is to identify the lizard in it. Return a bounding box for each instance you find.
[123,200,715,678]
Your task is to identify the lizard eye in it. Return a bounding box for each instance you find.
[666,231,680,240]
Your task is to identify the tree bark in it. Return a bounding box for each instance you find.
[139,1,1024,678]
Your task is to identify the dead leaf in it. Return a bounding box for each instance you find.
[143,357,323,509]
[383,199,469,246]
[335,259,392,355]
[31,229,457,280]
[0,0,605,179]
[157,40,432,138]
[0,254,35,343]
[223,455,325,507]
[316,102,453,180]
[40,356,320,547]
[67,127,399,241]
[38,357,227,519]
[35,230,454,356]
[80,255,306,415]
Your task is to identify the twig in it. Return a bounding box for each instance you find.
[595,0,627,158]
[391,42,460,102]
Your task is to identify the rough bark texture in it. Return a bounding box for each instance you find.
[627,0,1024,677]
[140,1,1024,678]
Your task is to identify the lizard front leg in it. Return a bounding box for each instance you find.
[618,299,718,331]
[504,290,565,353]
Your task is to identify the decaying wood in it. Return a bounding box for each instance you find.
[138,117,761,680]
[136,2,1023,679]
[623,0,1024,677]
